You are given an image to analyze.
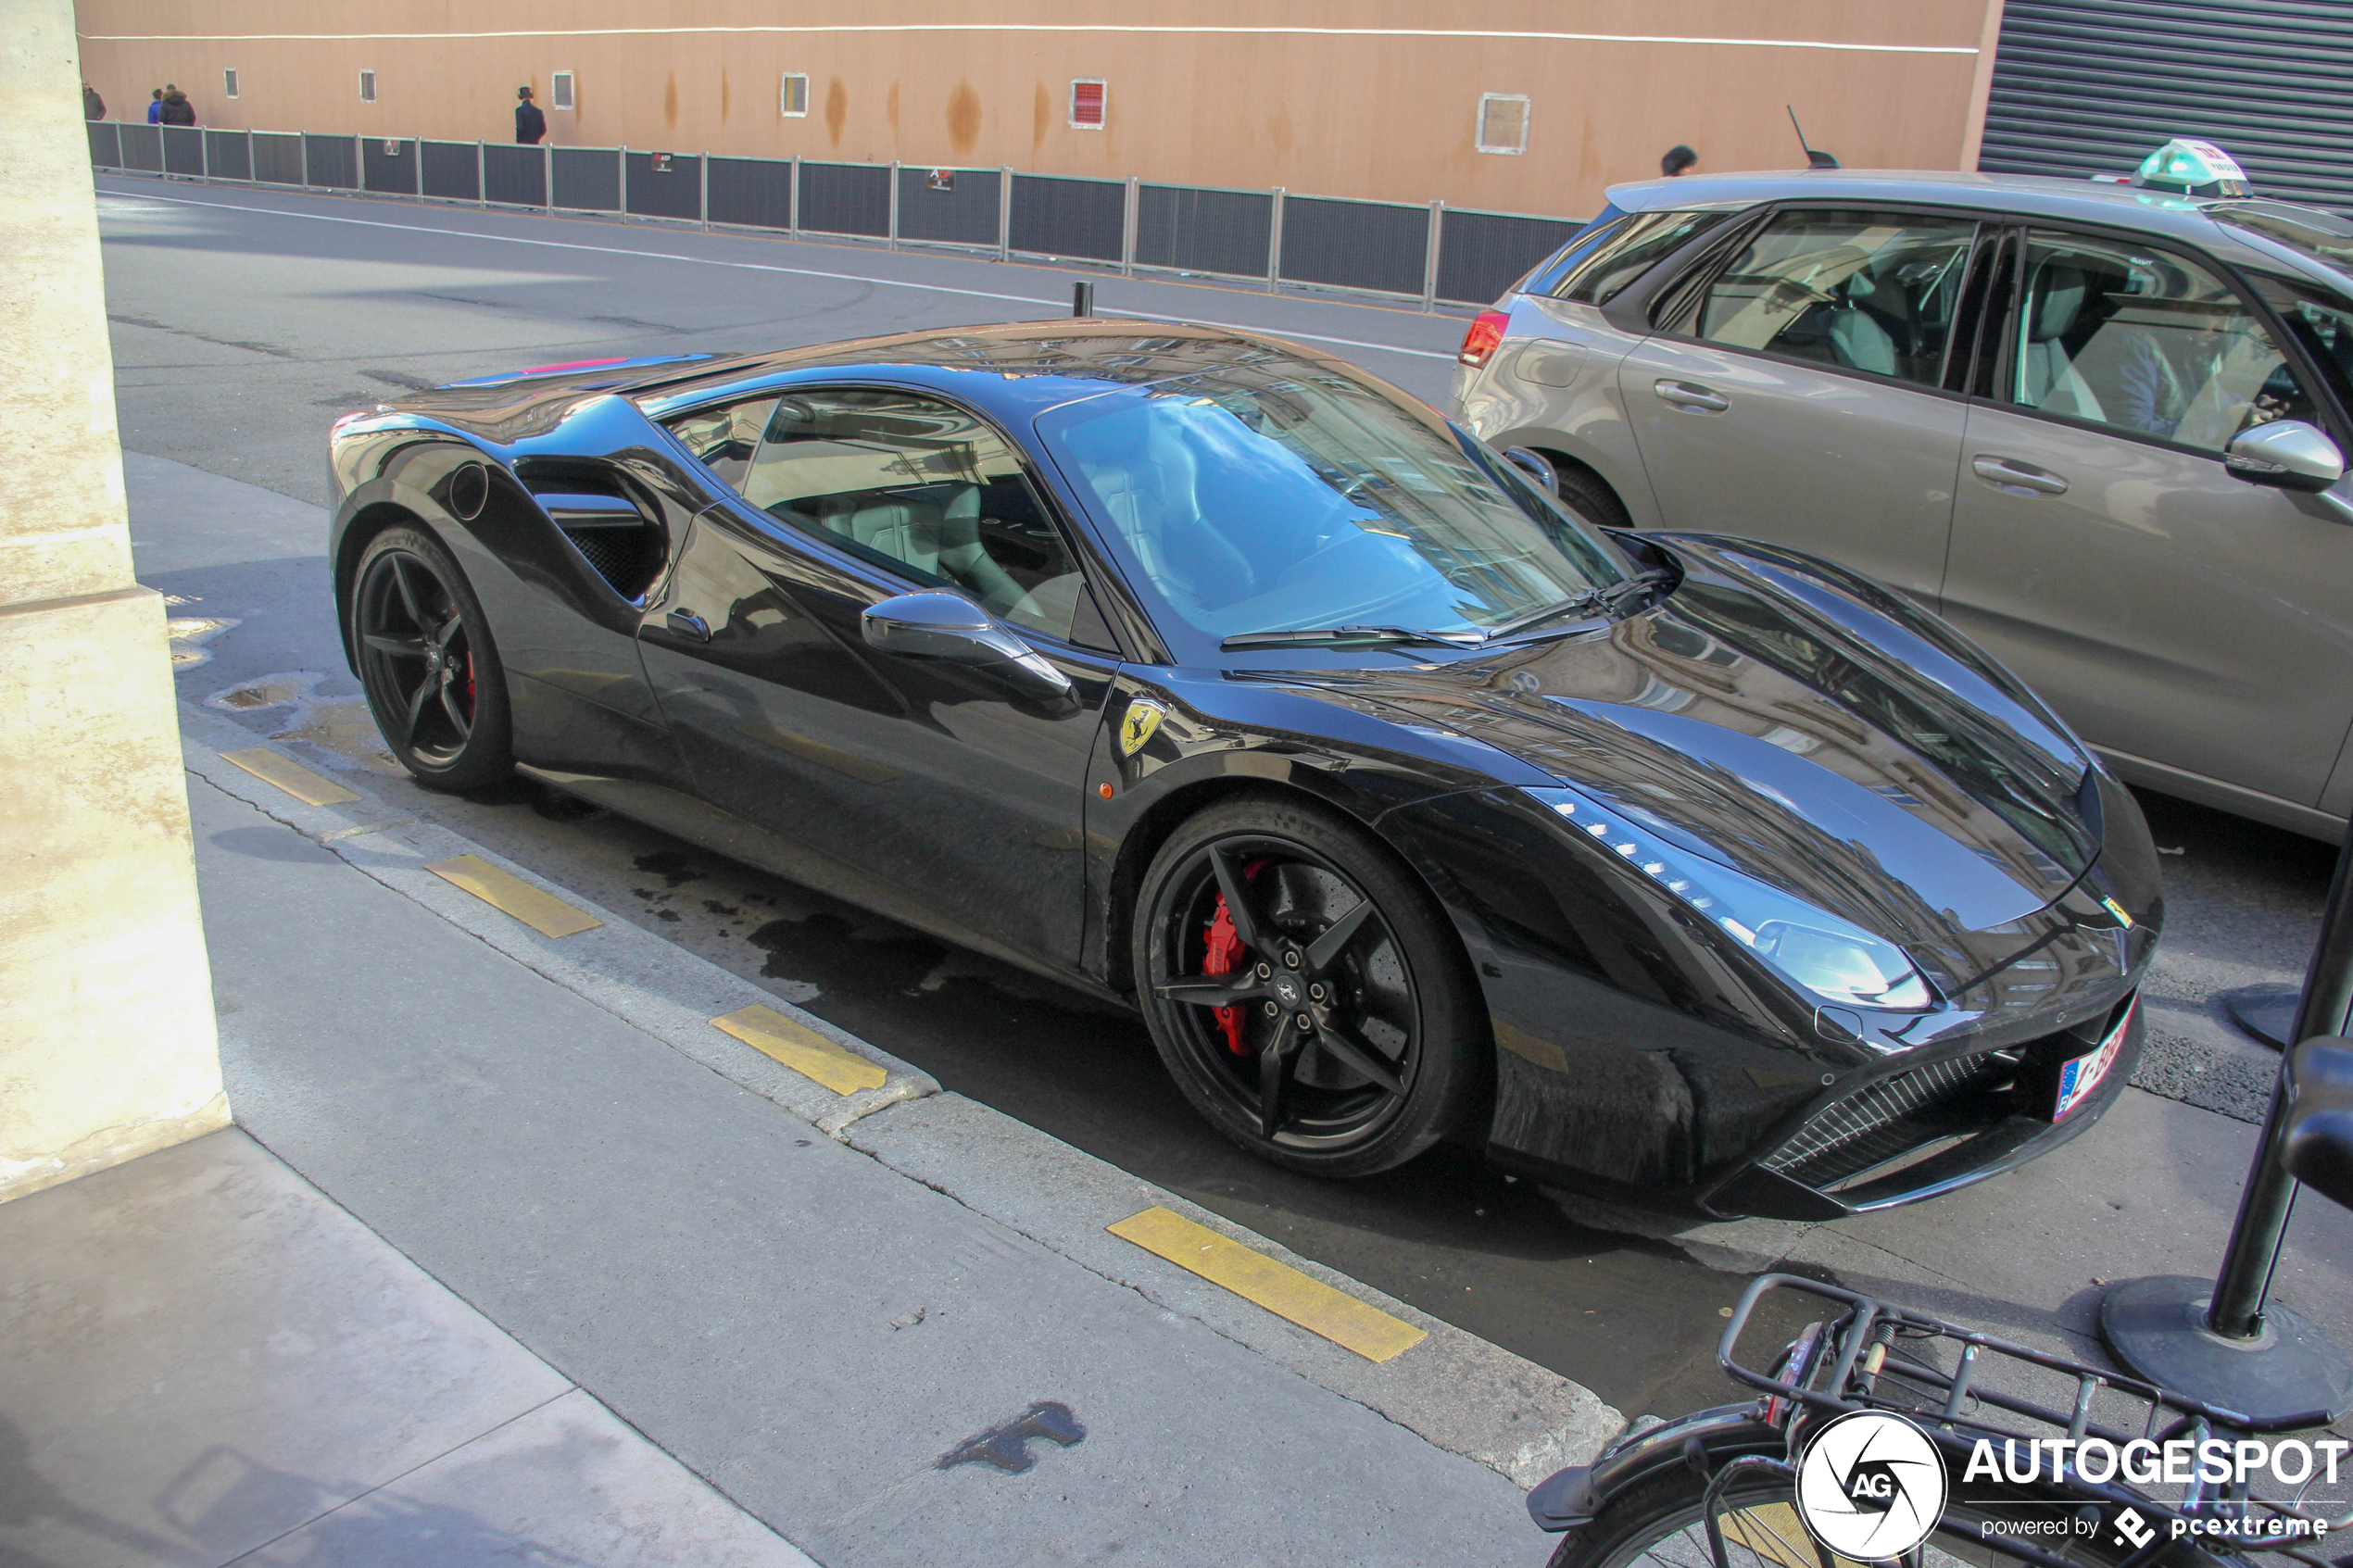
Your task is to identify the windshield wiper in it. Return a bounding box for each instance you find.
[1483,570,1680,642]
[1481,590,1606,641]
[1219,624,1487,652]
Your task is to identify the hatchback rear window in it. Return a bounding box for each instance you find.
[1549,209,1730,306]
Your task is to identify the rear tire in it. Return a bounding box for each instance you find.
[349,524,514,792]
[1132,794,1488,1177]
[1546,1463,1982,1568]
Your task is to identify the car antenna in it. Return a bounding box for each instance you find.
[1788,106,1841,170]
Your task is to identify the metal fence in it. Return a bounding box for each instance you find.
[84,123,1582,308]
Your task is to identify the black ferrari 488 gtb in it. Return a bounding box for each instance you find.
[327,320,2160,1219]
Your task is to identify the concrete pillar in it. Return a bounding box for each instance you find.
[0,0,228,1201]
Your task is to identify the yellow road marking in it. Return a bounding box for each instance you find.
[220,746,360,806]
[711,1004,887,1096]
[424,854,601,937]
[1108,1206,1426,1362]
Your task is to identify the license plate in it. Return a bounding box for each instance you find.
[2053,1001,2133,1121]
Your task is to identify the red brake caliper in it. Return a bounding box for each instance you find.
[1202,859,1268,1055]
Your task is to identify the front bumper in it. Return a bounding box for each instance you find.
[1696,995,2145,1220]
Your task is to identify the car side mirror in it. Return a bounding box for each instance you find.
[2282,1036,2353,1211]
[862,590,1075,707]
[2225,420,2345,494]
[1503,447,1561,497]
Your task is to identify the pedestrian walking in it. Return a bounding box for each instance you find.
[158,85,196,126]
[83,81,105,119]
[515,86,547,145]
[1661,144,1698,178]
[145,88,163,124]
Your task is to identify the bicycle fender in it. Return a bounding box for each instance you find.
[1528,1404,1780,1533]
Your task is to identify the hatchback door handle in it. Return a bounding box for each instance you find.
[666,608,711,641]
[1654,379,1729,413]
[1971,456,2070,496]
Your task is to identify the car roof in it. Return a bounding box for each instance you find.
[1603,169,2347,289]
[630,319,1388,424]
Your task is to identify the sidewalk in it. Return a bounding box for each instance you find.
[4,705,1604,1567]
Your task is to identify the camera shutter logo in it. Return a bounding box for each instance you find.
[1795,1410,1949,1557]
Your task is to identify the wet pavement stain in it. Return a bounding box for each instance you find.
[937,1401,1085,1474]
[744,911,941,990]
[632,848,710,887]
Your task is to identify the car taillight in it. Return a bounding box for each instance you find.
[1459,309,1510,368]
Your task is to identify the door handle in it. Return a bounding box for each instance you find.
[1654,379,1729,414]
[665,608,711,642]
[1971,456,2070,496]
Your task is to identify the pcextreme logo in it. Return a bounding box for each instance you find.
[1795,1411,1950,1557]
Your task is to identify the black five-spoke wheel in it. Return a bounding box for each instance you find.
[350,524,513,790]
[1135,795,1486,1176]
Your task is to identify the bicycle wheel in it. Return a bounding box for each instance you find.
[1547,1467,1982,1568]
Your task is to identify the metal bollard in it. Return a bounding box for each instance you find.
[2099,820,2353,1422]
[1073,281,1093,319]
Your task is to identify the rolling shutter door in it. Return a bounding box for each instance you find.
[1980,0,2353,216]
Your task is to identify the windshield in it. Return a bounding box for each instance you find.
[1038,370,1630,646]
[2213,201,2353,288]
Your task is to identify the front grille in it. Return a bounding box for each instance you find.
[1762,1051,2014,1188]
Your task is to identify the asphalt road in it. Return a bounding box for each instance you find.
[99,173,2341,1424]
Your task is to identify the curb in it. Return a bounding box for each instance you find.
[178,699,1625,1486]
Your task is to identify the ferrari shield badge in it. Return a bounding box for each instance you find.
[1118,698,1166,758]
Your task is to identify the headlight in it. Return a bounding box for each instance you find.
[1525,787,1935,1011]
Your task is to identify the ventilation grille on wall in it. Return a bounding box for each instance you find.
[224,68,239,99]
[1070,80,1106,130]
[359,69,376,105]
[551,71,575,111]
[1478,94,1529,155]
[781,73,809,117]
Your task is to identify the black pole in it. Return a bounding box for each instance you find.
[2098,820,2353,1420]
[1073,280,1093,318]
[2209,823,2353,1335]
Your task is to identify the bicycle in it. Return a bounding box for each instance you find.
[1531,1041,2353,1568]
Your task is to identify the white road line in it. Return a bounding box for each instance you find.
[98,185,1459,363]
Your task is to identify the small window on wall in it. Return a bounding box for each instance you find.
[359,69,377,104]
[223,68,240,99]
[551,70,575,110]
[1478,94,1529,155]
[780,73,809,117]
[1069,79,1106,130]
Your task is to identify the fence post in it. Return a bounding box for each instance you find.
[243,129,254,185]
[544,143,553,216]
[888,159,900,250]
[1121,176,1139,278]
[998,166,1012,262]
[1422,200,1444,312]
[620,145,629,219]
[699,150,710,231]
[1267,187,1286,292]
[354,133,362,195]
[790,155,801,239]
[477,140,486,209]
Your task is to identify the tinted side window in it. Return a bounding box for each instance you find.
[740,390,1090,642]
[2012,232,2317,454]
[663,396,777,491]
[1692,208,1978,389]
[1551,210,1729,306]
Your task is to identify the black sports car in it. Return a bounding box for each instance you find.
[327,320,2161,1219]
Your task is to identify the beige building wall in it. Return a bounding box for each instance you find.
[76,0,1998,219]
[4,0,228,1201]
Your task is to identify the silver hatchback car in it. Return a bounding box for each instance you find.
[1456,170,2353,842]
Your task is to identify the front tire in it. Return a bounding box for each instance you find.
[1132,794,1487,1177]
[349,524,514,792]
